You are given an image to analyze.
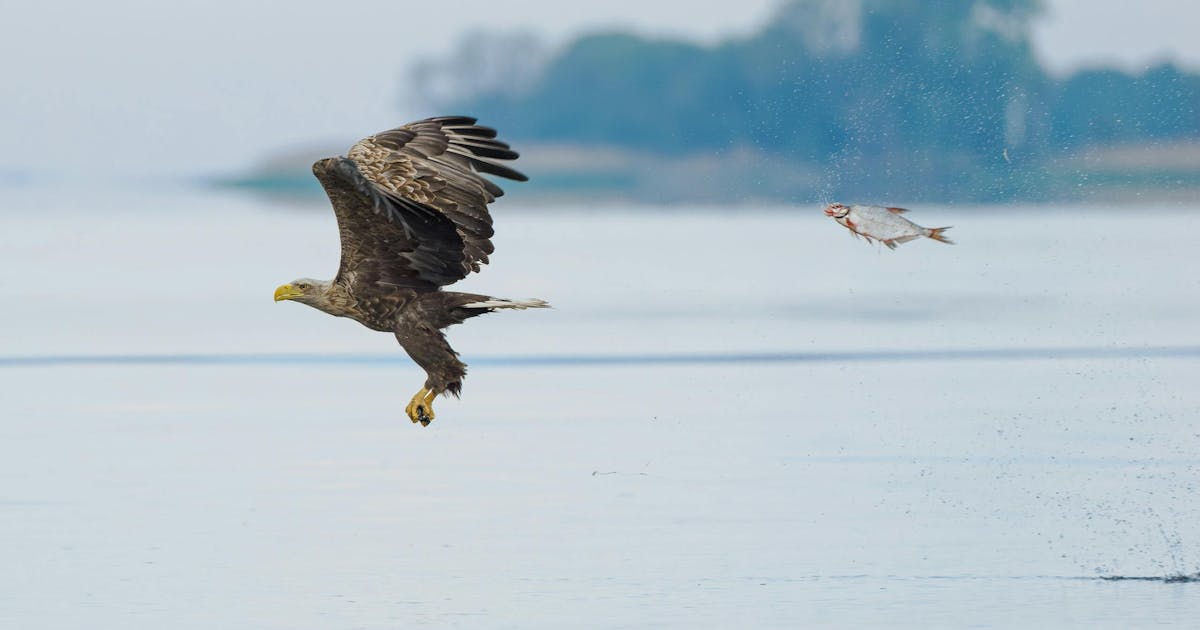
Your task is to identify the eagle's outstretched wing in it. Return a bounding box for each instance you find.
[311,116,527,292]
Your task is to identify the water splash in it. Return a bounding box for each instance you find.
[1100,573,1200,583]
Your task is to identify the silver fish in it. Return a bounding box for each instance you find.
[823,203,953,249]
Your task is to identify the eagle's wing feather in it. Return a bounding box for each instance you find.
[313,116,526,293]
[313,157,465,291]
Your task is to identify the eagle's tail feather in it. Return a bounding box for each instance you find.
[461,298,550,310]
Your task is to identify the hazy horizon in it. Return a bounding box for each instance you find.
[3,0,1200,182]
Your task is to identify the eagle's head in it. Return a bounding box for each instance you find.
[273,278,330,306]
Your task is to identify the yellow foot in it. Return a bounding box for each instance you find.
[405,388,437,426]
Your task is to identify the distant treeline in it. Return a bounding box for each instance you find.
[411,0,1200,202]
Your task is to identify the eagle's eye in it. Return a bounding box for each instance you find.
[297,282,309,290]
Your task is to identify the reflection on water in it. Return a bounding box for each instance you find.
[4,344,1200,368]
[2,189,1200,628]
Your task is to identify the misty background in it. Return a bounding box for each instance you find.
[5,2,1200,627]
[3,0,1199,203]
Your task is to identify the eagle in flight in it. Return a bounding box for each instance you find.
[274,116,547,426]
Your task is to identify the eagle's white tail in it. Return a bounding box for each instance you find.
[462,298,551,310]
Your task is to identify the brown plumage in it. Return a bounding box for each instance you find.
[274,116,548,426]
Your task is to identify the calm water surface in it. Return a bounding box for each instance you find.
[2,188,1198,628]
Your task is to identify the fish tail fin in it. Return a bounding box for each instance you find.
[926,227,954,245]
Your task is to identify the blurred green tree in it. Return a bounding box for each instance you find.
[415,0,1199,201]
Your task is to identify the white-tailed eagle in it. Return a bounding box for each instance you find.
[274,116,547,425]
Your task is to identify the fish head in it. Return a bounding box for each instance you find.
[824,202,850,218]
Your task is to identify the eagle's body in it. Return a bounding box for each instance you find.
[274,116,547,425]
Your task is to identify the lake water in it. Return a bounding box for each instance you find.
[2,186,1199,628]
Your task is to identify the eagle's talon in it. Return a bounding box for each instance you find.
[405,388,436,426]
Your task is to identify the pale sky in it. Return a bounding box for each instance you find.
[2,0,1198,181]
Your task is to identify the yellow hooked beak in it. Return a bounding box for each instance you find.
[274,284,303,302]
